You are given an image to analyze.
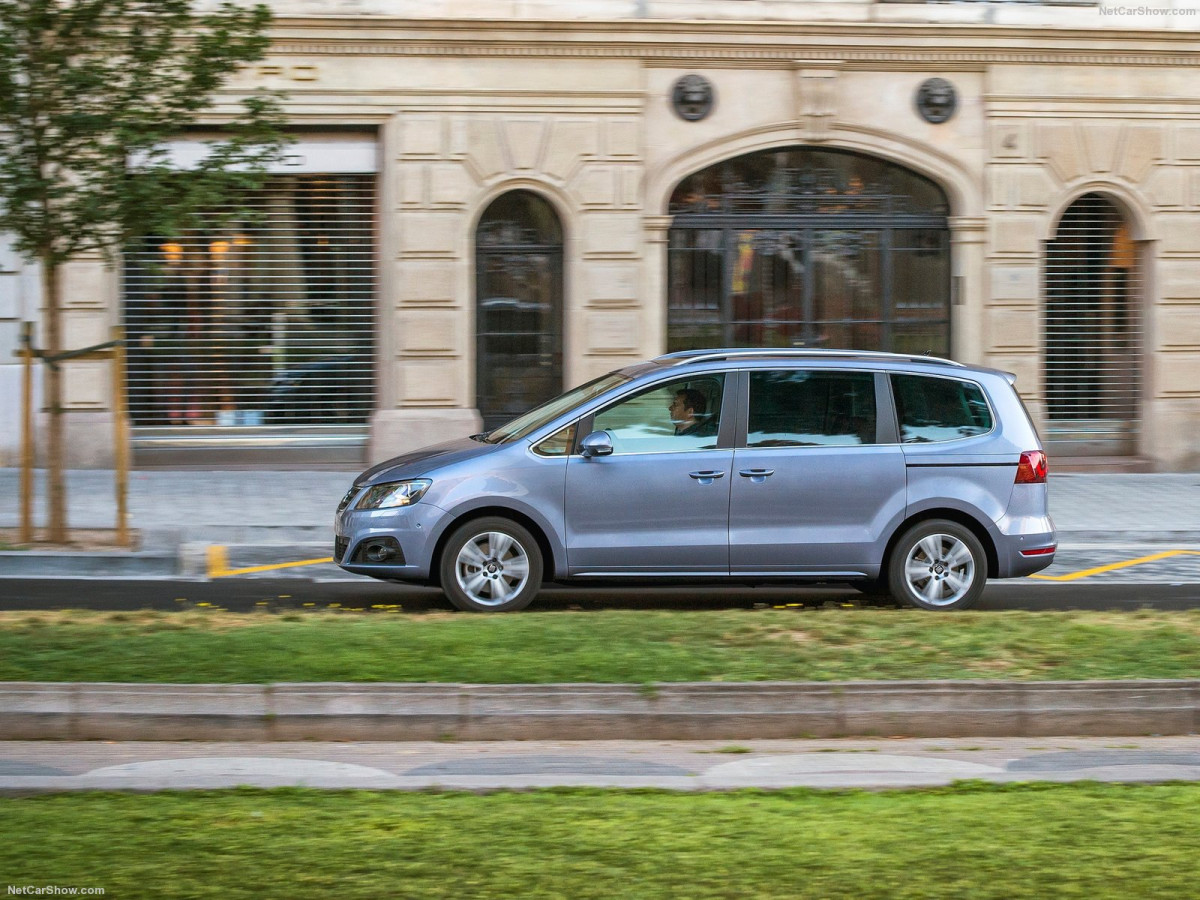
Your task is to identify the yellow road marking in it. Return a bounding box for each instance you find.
[207,544,334,578]
[206,545,228,577]
[1029,549,1200,582]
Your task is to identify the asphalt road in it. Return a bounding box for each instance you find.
[2,576,1200,612]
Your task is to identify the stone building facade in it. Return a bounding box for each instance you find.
[3,0,1200,469]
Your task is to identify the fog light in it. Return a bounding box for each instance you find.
[364,541,398,562]
[352,537,404,565]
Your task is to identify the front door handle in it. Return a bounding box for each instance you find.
[689,470,726,484]
[739,468,775,484]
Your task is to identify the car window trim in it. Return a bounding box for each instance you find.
[875,371,900,444]
[529,420,581,458]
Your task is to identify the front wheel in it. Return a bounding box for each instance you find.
[439,517,543,612]
[888,520,986,611]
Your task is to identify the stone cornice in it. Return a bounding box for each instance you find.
[268,42,1200,70]
[266,18,1200,68]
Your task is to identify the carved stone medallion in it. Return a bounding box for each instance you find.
[672,74,715,122]
[916,77,957,124]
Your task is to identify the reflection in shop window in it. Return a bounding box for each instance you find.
[475,190,564,430]
[123,174,375,428]
[668,147,950,356]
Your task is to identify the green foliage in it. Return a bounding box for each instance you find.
[3,608,1200,683]
[3,784,1200,898]
[0,0,287,265]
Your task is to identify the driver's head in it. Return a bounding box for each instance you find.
[669,388,707,421]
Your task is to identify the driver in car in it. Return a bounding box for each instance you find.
[669,388,718,437]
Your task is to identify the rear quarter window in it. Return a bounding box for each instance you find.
[891,374,993,443]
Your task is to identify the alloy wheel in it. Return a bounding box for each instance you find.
[902,532,977,607]
[453,531,532,608]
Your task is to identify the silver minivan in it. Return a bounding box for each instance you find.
[335,349,1057,611]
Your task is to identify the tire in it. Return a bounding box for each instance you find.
[887,519,987,611]
[439,517,543,612]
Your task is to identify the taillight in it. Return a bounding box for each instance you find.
[1015,450,1047,484]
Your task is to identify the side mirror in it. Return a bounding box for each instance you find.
[579,431,614,459]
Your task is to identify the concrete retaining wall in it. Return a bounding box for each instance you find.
[2,680,1197,741]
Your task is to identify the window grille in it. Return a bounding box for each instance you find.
[122,174,376,454]
[1043,192,1141,454]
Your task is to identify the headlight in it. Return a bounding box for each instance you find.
[355,479,432,510]
[336,486,358,512]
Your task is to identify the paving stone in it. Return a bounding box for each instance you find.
[404,756,693,777]
[84,757,395,779]
[1007,750,1200,772]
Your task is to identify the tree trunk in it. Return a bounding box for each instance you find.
[41,258,67,543]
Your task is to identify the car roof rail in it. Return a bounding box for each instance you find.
[654,348,966,368]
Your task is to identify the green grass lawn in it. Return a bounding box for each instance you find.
[2,607,1199,683]
[2,783,1199,898]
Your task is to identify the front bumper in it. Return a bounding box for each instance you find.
[334,501,446,581]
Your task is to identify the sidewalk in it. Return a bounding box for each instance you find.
[5,736,1200,793]
[1,469,1199,576]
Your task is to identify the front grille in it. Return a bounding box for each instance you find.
[337,487,358,513]
[334,536,349,563]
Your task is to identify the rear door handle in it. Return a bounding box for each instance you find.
[739,468,775,484]
[689,470,726,484]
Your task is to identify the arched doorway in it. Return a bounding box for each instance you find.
[475,190,564,429]
[667,147,951,355]
[1043,193,1142,456]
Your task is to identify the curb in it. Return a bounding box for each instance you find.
[2,680,1196,741]
[0,550,178,577]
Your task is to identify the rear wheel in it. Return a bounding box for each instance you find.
[888,519,986,611]
[439,517,543,612]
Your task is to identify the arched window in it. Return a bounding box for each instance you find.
[475,190,564,429]
[1043,192,1141,455]
[667,147,951,355]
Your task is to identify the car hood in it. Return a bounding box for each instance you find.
[356,436,498,485]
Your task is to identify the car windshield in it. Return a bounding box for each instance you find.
[482,372,632,444]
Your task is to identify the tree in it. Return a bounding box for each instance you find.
[0,0,287,541]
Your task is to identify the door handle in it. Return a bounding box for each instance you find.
[689,470,726,483]
[739,468,775,478]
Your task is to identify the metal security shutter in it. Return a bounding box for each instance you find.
[1043,193,1141,456]
[123,174,375,463]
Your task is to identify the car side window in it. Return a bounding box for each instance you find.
[592,375,725,454]
[531,421,577,457]
[891,374,993,443]
[747,370,877,447]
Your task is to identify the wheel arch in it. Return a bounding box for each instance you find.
[428,505,559,588]
[883,508,999,580]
